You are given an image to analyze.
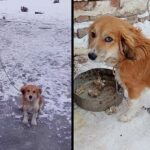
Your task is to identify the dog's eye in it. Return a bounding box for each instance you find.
[91,32,96,38]
[104,36,113,42]
[33,91,35,93]
[27,90,30,92]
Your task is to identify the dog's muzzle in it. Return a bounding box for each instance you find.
[29,95,32,99]
[88,52,97,60]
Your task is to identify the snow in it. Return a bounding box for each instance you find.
[138,11,149,18]
[75,20,150,150]
[0,0,71,125]
[0,0,71,23]
[135,20,150,39]
[75,58,112,78]
[74,35,88,48]
[74,21,93,33]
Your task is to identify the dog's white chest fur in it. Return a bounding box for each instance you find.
[114,68,129,98]
[114,69,123,86]
[139,88,150,107]
[25,99,40,113]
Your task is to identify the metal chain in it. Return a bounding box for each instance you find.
[0,56,20,92]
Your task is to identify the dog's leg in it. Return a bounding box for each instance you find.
[23,111,29,124]
[31,112,38,125]
[119,99,141,122]
[39,102,44,115]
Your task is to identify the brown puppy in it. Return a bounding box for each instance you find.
[20,84,43,125]
[88,15,150,122]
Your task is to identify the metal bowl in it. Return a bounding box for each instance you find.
[74,68,123,112]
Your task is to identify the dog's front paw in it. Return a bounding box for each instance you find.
[31,119,37,126]
[119,114,132,122]
[23,118,28,124]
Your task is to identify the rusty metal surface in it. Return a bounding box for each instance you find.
[74,68,123,112]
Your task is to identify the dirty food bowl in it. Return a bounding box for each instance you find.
[74,68,123,112]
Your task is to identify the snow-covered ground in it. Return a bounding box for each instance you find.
[0,0,71,23]
[0,0,71,149]
[74,20,150,150]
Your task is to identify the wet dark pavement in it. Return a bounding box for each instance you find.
[0,97,71,150]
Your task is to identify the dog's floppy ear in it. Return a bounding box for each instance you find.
[119,37,135,60]
[88,24,95,48]
[20,85,26,95]
[119,27,137,60]
[38,87,42,94]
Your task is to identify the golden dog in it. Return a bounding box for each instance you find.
[88,15,150,122]
[20,84,43,125]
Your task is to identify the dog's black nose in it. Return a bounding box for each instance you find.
[29,95,32,99]
[88,52,97,60]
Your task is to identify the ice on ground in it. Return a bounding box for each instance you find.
[0,0,71,23]
[0,0,71,120]
[0,1,71,148]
